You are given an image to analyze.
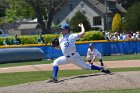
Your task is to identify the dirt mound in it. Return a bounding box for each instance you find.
[0,71,140,93]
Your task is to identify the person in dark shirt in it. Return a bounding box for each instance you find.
[37,33,45,44]
[3,37,11,46]
[11,35,21,45]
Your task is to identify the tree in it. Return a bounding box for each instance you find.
[112,13,122,32]
[69,11,91,32]
[117,0,140,9]
[26,0,65,33]
[5,0,35,21]
[25,0,47,33]
[45,0,64,30]
[0,0,8,17]
[0,0,8,24]
[123,2,140,31]
[5,0,64,33]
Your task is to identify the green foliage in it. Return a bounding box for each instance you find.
[0,34,60,45]
[51,24,60,29]
[0,37,13,45]
[0,17,6,25]
[5,0,35,22]
[112,13,122,32]
[123,2,140,31]
[20,36,37,44]
[79,31,105,41]
[5,8,17,22]
[0,38,4,45]
[0,0,7,17]
[43,34,60,44]
[117,0,139,9]
[69,11,91,32]
[20,34,60,44]
[0,31,104,45]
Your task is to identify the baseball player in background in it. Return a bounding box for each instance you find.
[86,43,104,66]
[49,23,111,83]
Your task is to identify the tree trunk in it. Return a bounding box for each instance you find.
[35,7,47,34]
[26,0,48,34]
[47,11,53,30]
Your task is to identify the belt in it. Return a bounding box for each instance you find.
[66,53,75,58]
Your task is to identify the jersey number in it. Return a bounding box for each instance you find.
[64,42,69,47]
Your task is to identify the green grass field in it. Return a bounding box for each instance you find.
[0,54,140,92]
[0,54,140,67]
[0,67,140,87]
[0,67,140,93]
[102,54,140,61]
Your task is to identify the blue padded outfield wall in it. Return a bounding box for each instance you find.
[0,48,46,63]
[0,41,139,60]
[35,41,140,59]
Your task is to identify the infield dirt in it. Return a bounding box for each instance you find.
[0,71,140,93]
[0,60,140,93]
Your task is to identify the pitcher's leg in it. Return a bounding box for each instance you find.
[75,59,111,74]
[52,66,59,79]
[91,64,102,70]
[73,55,102,70]
[51,56,70,81]
[73,55,111,74]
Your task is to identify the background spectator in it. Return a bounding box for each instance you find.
[3,37,11,46]
[111,32,118,41]
[118,33,124,40]
[11,35,21,45]
[136,31,140,40]
[131,33,137,40]
[37,33,45,44]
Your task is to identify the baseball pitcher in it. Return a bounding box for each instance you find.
[49,23,111,83]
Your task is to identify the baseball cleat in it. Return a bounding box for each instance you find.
[48,77,58,83]
[101,68,111,74]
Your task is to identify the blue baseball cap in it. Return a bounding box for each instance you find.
[89,43,93,47]
[59,24,70,30]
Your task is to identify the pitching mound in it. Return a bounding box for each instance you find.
[0,71,140,93]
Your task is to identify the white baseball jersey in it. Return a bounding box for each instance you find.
[86,48,102,60]
[59,33,79,56]
[53,33,91,70]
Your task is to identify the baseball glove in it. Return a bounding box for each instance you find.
[50,37,59,47]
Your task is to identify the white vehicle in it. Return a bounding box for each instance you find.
[0,29,11,37]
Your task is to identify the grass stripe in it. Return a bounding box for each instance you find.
[0,54,140,67]
[0,67,140,87]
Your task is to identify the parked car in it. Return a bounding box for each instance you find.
[0,29,11,37]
